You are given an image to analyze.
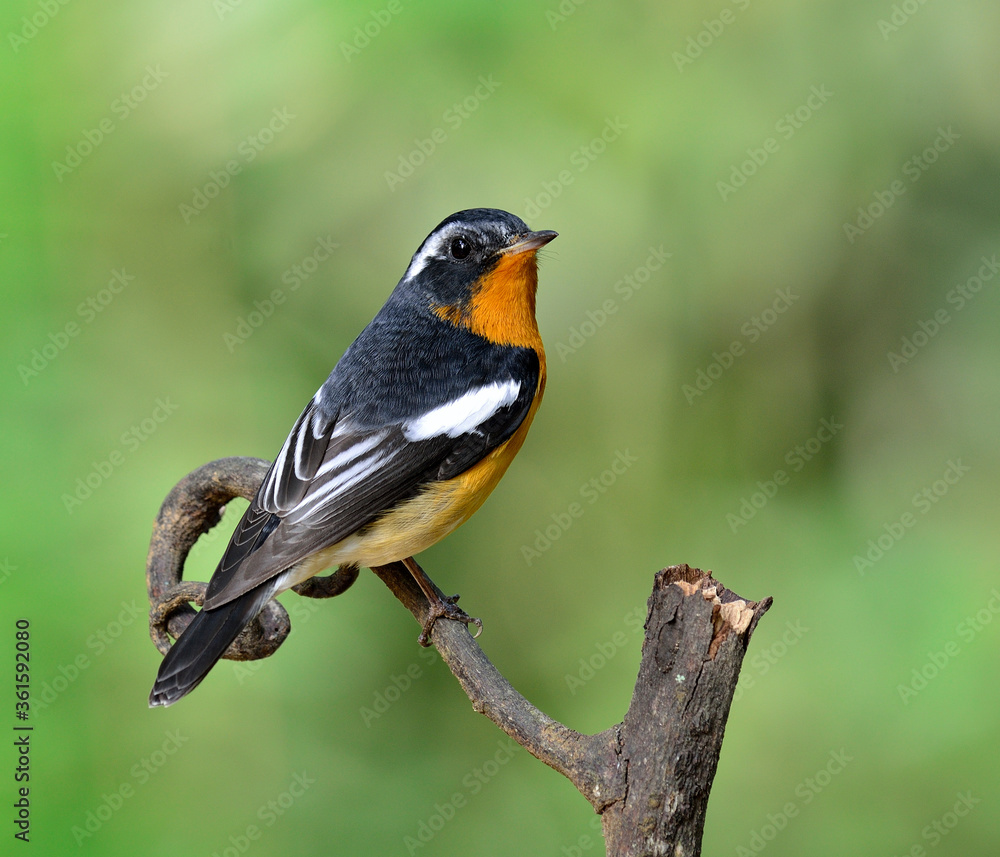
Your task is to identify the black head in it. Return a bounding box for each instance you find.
[397,208,556,308]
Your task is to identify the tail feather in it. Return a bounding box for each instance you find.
[148,586,272,708]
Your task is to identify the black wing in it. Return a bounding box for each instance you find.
[203,354,538,609]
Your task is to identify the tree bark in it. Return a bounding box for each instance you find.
[600,568,769,855]
[146,458,771,855]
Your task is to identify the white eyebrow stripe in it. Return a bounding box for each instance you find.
[403,223,476,281]
[403,243,436,281]
[403,380,520,441]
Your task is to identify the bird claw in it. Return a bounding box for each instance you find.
[417,594,483,647]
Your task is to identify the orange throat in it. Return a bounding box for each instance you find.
[434,250,545,355]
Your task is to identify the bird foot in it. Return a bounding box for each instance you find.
[417,593,483,647]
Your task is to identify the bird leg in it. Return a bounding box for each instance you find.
[401,556,483,646]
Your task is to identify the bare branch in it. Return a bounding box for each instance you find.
[601,566,772,855]
[145,458,771,855]
[369,562,623,810]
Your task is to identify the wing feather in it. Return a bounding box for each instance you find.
[203,347,540,610]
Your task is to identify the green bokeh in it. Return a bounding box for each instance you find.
[3,0,999,854]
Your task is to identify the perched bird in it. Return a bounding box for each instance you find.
[149,208,556,707]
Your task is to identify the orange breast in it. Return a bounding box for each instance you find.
[435,249,545,354]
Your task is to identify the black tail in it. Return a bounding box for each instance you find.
[148,586,271,708]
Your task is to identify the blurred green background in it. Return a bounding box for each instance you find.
[3,0,999,854]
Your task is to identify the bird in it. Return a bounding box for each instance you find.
[149,208,556,707]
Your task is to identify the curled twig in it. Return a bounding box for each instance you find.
[145,457,358,661]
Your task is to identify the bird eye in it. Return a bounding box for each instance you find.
[449,237,472,260]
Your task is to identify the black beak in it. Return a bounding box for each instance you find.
[504,230,558,255]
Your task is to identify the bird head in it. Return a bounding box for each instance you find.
[399,208,557,348]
